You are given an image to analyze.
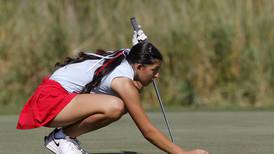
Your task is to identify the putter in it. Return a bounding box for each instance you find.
[130,17,175,143]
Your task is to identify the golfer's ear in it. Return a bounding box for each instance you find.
[135,64,143,70]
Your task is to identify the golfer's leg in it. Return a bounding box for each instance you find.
[63,112,122,137]
[47,94,126,137]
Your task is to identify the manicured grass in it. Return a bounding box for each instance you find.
[1,111,274,154]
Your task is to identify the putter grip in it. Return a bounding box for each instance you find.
[130,17,148,43]
[130,17,140,31]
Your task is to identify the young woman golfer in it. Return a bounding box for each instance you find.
[17,30,209,154]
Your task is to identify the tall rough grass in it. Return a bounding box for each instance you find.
[1,0,274,111]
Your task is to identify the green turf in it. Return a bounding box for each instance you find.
[1,112,273,154]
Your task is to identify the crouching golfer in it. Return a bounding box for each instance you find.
[17,31,209,154]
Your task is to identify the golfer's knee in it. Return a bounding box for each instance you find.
[105,98,125,120]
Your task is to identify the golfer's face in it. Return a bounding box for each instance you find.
[137,60,161,86]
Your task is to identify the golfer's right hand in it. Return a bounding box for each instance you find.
[183,149,209,154]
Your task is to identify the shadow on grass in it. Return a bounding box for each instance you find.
[93,151,139,154]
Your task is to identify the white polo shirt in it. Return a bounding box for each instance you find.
[50,59,134,96]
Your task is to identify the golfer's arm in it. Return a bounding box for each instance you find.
[112,78,184,154]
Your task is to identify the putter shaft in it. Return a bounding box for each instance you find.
[152,80,174,143]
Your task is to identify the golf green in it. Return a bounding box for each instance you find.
[1,111,273,154]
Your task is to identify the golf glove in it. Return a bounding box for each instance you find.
[132,28,147,45]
